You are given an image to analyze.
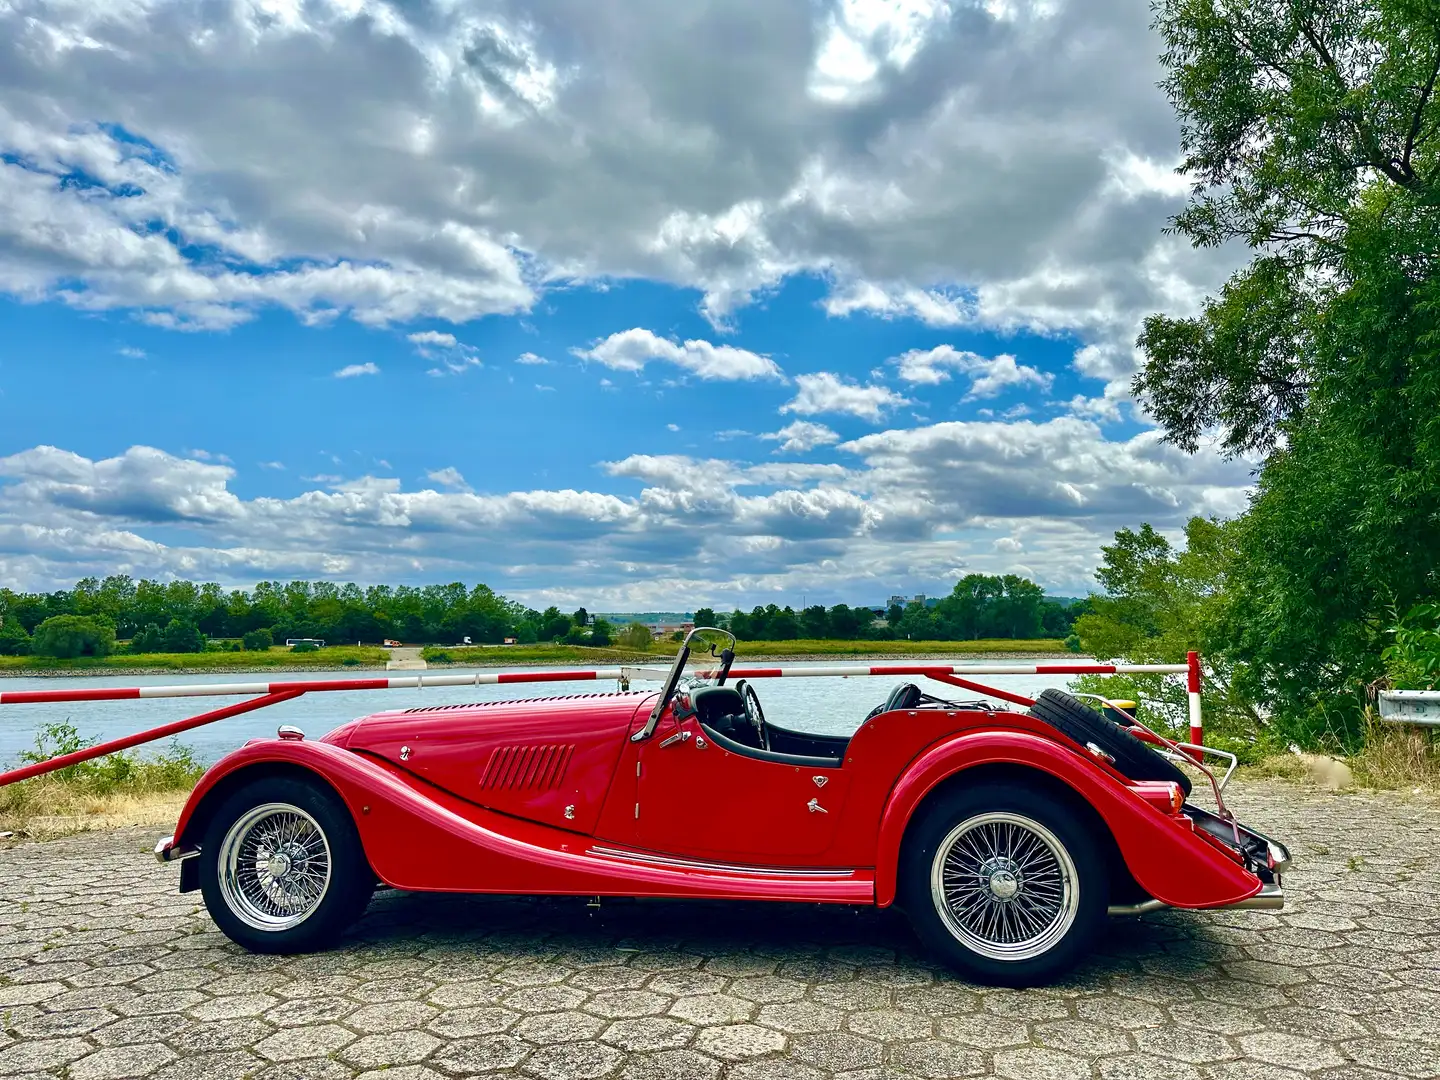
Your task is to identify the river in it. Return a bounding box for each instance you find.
[0,661,1082,767]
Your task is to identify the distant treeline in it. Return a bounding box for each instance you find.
[0,573,1083,658]
[703,575,1082,642]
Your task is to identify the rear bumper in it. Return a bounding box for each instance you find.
[1109,881,1283,917]
[154,834,198,863]
[1109,804,1290,917]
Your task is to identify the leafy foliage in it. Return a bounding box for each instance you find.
[1383,603,1440,689]
[241,627,273,651]
[11,721,202,793]
[30,615,116,659]
[1134,0,1440,748]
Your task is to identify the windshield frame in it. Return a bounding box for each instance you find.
[631,625,737,742]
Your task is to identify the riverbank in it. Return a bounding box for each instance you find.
[0,637,1070,676]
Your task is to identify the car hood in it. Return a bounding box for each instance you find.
[321,690,659,833]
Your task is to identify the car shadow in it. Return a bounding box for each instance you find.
[338,889,1251,988]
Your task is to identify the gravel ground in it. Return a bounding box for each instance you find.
[1,779,1437,1080]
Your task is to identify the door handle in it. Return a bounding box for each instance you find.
[807,798,827,814]
[659,730,692,749]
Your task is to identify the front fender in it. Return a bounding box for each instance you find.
[873,730,1260,910]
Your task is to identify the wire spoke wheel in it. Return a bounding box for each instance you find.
[218,802,332,932]
[930,811,1079,962]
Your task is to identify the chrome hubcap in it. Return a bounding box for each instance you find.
[217,803,331,932]
[930,811,1078,962]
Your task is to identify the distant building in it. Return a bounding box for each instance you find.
[912,594,926,606]
[887,594,907,608]
[650,621,695,640]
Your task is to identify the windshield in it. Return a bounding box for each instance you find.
[632,626,736,741]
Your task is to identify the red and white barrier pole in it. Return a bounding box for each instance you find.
[0,658,1199,788]
[1187,650,1203,746]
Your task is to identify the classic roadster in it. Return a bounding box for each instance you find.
[151,629,1289,986]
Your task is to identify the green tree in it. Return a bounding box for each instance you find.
[589,618,614,646]
[162,618,206,654]
[1136,0,1440,746]
[0,619,31,656]
[127,623,164,654]
[693,607,717,628]
[572,607,589,627]
[241,627,274,651]
[1073,518,1263,750]
[620,622,653,650]
[539,607,572,642]
[31,615,116,659]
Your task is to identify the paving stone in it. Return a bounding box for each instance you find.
[522,1040,623,1080]
[253,1023,355,1062]
[602,1017,696,1051]
[0,784,1435,1080]
[431,1033,531,1074]
[694,1023,787,1060]
[339,1030,441,1069]
[69,1044,177,1080]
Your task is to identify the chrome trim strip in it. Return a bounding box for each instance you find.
[1108,882,1283,917]
[586,844,857,878]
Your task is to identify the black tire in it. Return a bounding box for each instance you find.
[900,782,1107,987]
[1030,689,1192,796]
[199,775,374,954]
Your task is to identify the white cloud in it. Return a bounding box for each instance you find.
[762,421,841,454]
[118,346,145,359]
[781,372,908,421]
[334,362,380,379]
[0,430,1251,602]
[574,328,782,382]
[516,352,550,365]
[893,345,1053,399]
[666,423,680,432]
[258,461,285,471]
[408,331,459,348]
[425,467,471,492]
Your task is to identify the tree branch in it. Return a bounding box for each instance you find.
[1403,49,1440,175]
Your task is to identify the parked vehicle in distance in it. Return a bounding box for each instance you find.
[381,639,402,648]
[155,628,1289,985]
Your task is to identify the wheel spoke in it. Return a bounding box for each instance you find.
[928,811,1079,963]
[219,804,333,932]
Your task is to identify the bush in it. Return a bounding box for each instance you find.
[31,615,116,659]
[619,622,654,650]
[12,721,203,794]
[241,628,274,651]
[290,640,320,653]
[162,618,205,654]
[127,623,164,654]
[0,620,31,656]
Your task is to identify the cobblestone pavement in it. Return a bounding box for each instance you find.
[1,779,1438,1080]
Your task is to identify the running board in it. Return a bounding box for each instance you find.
[585,844,874,902]
[1108,882,1283,917]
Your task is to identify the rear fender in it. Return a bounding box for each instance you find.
[874,730,1260,909]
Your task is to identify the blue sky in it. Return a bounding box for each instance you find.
[0,0,1252,609]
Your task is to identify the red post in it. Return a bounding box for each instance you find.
[1186,650,1203,747]
[0,690,305,788]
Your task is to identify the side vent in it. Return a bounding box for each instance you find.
[480,744,575,791]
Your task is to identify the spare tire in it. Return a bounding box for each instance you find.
[1029,689,1192,796]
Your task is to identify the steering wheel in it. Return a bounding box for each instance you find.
[735,680,769,751]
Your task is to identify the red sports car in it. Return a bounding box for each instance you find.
[153,629,1289,986]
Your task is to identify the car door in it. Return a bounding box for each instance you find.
[633,710,850,864]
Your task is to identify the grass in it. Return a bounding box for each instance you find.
[1,722,205,839]
[1239,712,1440,793]
[0,644,389,674]
[423,637,1068,665]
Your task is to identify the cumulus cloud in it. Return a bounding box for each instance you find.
[516,352,550,365]
[0,432,1252,603]
[762,421,842,454]
[893,346,1053,399]
[408,331,459,348]
[781,373,908,421]
[0,0,1234,349]
[574,328,782,381]
[334,362,380,378]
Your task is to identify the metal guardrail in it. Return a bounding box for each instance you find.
[1378,691,1440,727]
